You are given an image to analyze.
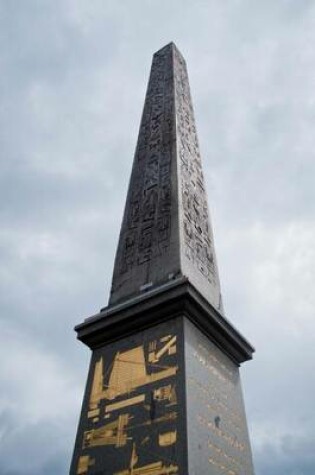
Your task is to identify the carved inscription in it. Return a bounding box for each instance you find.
[110,43,223,309]
[186,324,255,475]
[119,47,173,274]
[173,48,219,287]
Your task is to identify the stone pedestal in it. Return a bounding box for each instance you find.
[70,281,254,475]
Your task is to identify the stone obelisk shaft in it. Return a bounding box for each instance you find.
[70,43,255,475]
[109,43,222,312]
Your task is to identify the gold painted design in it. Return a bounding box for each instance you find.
[89,357,104,413]
[83,414,131,449]
[142,411,177,426]
[153,385,177,406]
[81,330,180,474]
[87,409,100,419]
[106,347,145,400]
[106,346,177,399]
[105,394,145,413]
[89,346,177,412]
[149,336,176,363]
[131,442,138,469]
[114,443,179,475]
[115,461,178,475]
[158,430,177,447]
[77,455,94,474]
[160,335,172,343]
[149,341,157,352]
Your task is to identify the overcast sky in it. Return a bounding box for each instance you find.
[1,1,315,474]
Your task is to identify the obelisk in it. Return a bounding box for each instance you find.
[70,43,255,475]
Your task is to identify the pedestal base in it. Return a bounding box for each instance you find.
[70,309,254,474]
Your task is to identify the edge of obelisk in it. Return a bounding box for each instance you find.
[75,277,255,365]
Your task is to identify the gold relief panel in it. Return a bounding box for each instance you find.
[76,456,95,475]
[114,443,179,475]
[88,341,178,414]
[83,414,131,449]
[158,430,177,447]
[148,335,177,363]
[71,322,182,475]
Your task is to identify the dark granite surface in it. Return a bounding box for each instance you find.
[109,43,223,313]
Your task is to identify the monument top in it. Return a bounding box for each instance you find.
[109,43,223,314]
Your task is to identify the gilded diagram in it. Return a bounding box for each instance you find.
[75,331,180,474]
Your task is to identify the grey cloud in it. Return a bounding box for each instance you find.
[255,433,315,475]
[1,1,315,474]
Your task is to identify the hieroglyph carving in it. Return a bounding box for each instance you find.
[110,43,222,310]
[173,48,218,286]
[119,48,173,274]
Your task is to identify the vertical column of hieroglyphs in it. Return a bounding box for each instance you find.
[110,45,176,305]
[173,46,222,312]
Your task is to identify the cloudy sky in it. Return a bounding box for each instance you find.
[1,1,315,474]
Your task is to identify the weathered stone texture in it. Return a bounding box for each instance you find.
[109,43,222,313]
